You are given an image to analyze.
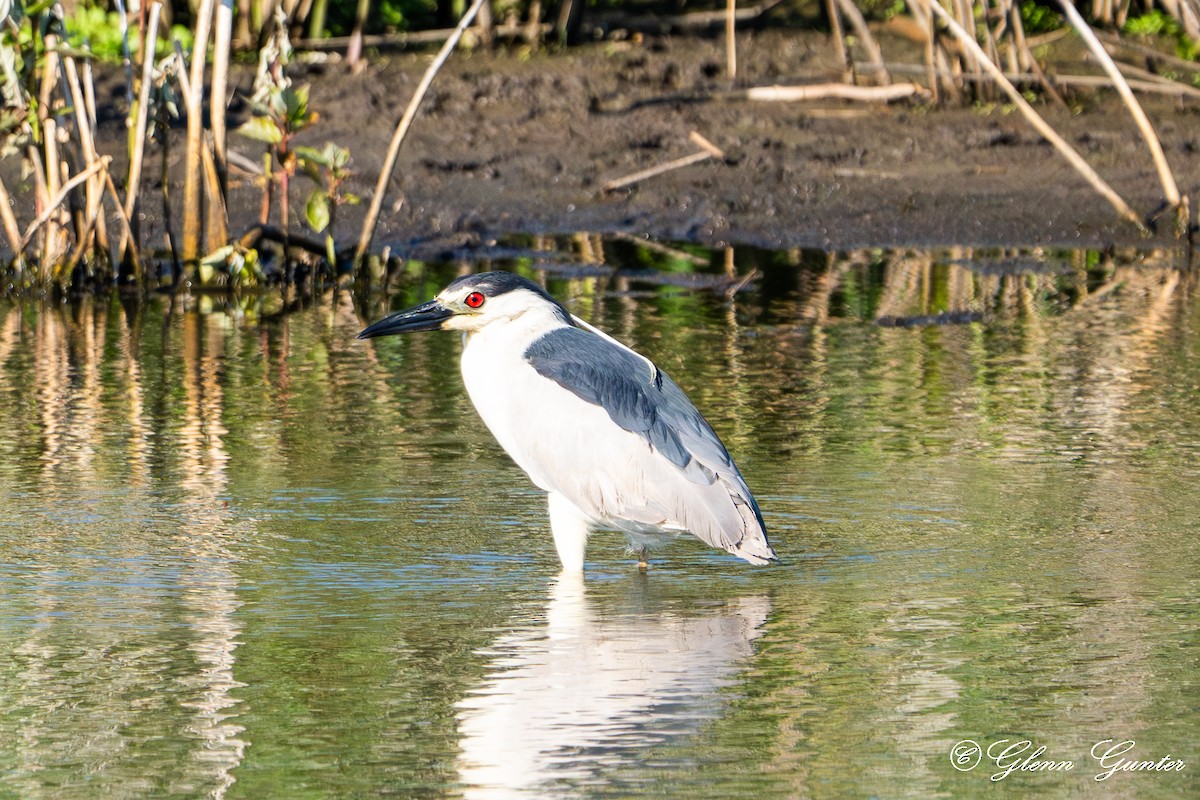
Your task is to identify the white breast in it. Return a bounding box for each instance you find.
[459,310,576,492]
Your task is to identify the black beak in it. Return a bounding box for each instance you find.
[357,300,455,339]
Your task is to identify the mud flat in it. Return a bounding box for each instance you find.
[33,29,1200,260]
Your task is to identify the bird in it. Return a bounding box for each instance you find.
[358,271,777,573]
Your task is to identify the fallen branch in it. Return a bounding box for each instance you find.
[239,223,331,258]
[354,0,491,264]
[602,132,725,192]
[295,21,547,52]
[1095,30,1200,75]
[588,0,787,33]
[610,232,709,265]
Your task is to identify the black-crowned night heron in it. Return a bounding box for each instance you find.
[358,271,777,572]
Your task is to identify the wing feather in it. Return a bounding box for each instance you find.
[523,326,774,563]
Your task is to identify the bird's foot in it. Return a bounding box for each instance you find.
[637,547,650,570]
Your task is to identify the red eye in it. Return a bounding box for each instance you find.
[464,291,486,309]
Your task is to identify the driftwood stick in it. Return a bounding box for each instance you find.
[354,0,490,264]
[744,83,925,102]
[928,2,1147,232]
[603,141,721,193]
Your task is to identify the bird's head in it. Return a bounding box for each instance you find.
[357,271,572,339]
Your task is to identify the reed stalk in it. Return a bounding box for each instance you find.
[63,55,108,255]
[1055,0,1181,213]
[354,0,491,265]
[0,176,23,262]
[181,0,214,264]
[173,45,229,253]
[103,168,144,286]
[19,157,112,254]
[726,0,737,80]
[122,1,162,262]
[927,0,1147,232]
[833,0,890,85]
[211,0,234,201]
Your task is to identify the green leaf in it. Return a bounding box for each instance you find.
[236,115,282,145]
[326,143,350,171]
[305,189,331,233]
[283,85,311,128]
[293,145,330,168]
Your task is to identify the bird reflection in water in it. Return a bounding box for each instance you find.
[455,575,770,797]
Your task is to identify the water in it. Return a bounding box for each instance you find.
[1,241,1198,798]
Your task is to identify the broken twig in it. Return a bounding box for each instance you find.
[603,132,725,192]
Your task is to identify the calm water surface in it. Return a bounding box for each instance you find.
[1,242,1198,798]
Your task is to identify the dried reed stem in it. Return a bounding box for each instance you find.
[174,45,230,252]
[832,0,890,85]
[41,118,64,270]
[726,0,737,80]
[181,0,214,263]
[354,0,491,265]
[212,0,234,200]
[0,175,23,259]
[927,1,1147,232]
[1056,0,1181,209]
[19,157,112,253]
[122,1,162,259]
[63,55,107,252]
[103,168,144,285]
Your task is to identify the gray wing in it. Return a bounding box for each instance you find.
[524,326,773,561]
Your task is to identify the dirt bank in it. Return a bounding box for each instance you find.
[62,28,1200,257]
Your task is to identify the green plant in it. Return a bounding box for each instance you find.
[237,81,319,233]
[1020,0,1061,35]
[61,3,194,63]
[294,142,358,265]
[1125,10,1200,60]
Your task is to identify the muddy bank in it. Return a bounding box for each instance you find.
[33,29,1200,259]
